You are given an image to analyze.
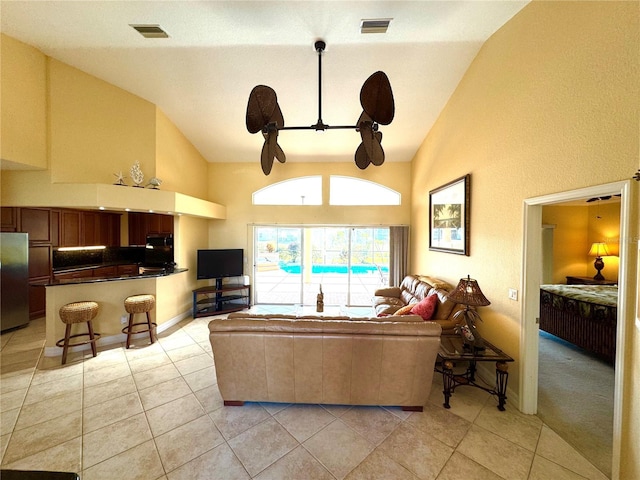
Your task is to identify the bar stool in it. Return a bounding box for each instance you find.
[123,294,156,348]
[56,301,100,365]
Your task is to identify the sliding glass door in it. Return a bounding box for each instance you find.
[254,226,389,306]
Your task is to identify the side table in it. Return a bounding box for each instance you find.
[436,335,514,411]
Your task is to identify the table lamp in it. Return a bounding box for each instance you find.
[447,275,491,351]
[588,242,610,281]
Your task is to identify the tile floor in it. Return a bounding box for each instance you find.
[1,314,609,480]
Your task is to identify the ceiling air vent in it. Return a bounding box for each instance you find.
[360,18,392,34]
[130,24,169,38]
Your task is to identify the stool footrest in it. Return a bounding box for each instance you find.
[121,322,158,335]
[56,332,102,349]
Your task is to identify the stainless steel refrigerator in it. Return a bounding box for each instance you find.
[1,232,30,331]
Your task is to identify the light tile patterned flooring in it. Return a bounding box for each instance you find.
[0,314,609,480]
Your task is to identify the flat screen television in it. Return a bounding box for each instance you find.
[197,249,243,280]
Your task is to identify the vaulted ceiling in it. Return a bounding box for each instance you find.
[1,1,529,164]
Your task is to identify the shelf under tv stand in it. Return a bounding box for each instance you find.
[192,279,250,318]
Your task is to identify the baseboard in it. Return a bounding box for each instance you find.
[43,309,191,357]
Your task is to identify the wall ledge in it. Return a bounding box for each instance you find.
[3,181,226,219]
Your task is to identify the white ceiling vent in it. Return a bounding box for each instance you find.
[360,18,392,34]
[130,24,169,38]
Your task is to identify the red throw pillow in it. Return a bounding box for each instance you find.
[410,294,438,320]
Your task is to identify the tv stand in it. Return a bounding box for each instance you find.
[192,278,250,318]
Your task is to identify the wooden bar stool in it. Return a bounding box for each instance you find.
[56,301,100,365]
[123,294,156,348]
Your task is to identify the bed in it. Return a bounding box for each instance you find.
[539,284,618,364]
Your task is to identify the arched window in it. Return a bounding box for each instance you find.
[329,176,401,205]
[252,176,322,205]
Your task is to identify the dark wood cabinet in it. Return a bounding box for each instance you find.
[29,280,47,319]
[81,212,99,246]
[117,264,139,276]
[1,207,18,232]
[4,206,122,319]
[61,210,81,247]
[128,212,173,245]
[92,265,117,278]
[28,245,51,278]
[101,213,121,247]
[20,208,52,243]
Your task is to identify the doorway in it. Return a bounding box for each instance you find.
[520,180,632,479]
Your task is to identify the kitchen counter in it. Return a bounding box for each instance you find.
[44,268,191,356]
[47,268,187,285]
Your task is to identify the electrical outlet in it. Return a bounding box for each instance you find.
[508,288,518,301]
[120,314,128,325]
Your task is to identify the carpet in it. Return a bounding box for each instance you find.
[537,330,614,478]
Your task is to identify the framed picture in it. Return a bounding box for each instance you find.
[429,174,470,255]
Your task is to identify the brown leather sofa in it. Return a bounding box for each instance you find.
[208,313,442,411]
[372,274,465,333]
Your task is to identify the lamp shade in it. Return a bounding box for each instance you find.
[447,276,491,307]
[588,242,610,257]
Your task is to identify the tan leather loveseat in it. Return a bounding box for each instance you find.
[208,313,441,411]
[373,274,465,333]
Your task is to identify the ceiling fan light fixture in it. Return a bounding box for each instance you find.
[360,18,392,34]
[130,24,170,38]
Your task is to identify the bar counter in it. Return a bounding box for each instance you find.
[44,268,190,356]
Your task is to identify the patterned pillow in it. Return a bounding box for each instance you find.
[410,294,438,320]
[395,303,417,315]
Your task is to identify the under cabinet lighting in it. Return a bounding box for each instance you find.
[58,246,106,252]
[98,206,105,210]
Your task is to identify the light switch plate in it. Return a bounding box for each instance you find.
[508,288,518,301]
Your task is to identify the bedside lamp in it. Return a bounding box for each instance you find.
[447,276,491,351]
[588,242,610,281]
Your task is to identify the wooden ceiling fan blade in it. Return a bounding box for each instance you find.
[360,71,395,125]
[246,85,278,133]
[275,142,286,163]
[260,140,275,175]
[271,103,285,129]
[354,142,371,170]
[370,131,385,166]
[359,121,375,160]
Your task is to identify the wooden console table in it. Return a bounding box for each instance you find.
[436,335,514,411]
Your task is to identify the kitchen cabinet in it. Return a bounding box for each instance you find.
[117,264,139,276]
[92,265,117,278]
[128,212,173,245]
[1,207,18,232]
[61,210,81,247]
[81,212,99,246]
[20,208,52,243]
[4,206,123,318]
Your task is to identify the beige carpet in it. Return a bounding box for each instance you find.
[537,330,614,478]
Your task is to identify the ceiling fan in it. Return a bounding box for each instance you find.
[246,40,395,175]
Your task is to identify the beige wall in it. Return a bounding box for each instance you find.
[0,35,47,169]
[543,202,621,283]
[411,1,638,476]
[207,161,412,278]
[48,58,157,184]
[542,205,590,283]
[155,109,209,199]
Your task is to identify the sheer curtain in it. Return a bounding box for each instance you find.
[389,226,409,286]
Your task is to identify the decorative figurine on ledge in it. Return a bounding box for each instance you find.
[316,284,324,313]
[130,161,144,187]
[113,171,127,186]
[447,275,491,351]
[146,177,163,189]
